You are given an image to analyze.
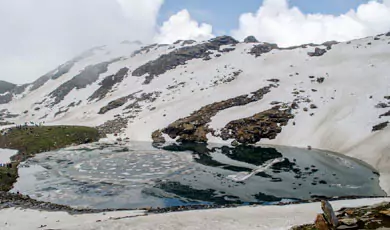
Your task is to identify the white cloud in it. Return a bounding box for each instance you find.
[0,0,164,84]
[154,9,214,44]
[232,0,390,47]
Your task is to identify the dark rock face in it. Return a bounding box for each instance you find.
[155,86,272,143]
[98,92,139,115]
[386,32,390,36]
[30,47,99,92]
[0,93,13,104]
[244,36,259,43]
[372,121,389,132]
[219,106,294,144]
[249,43,278,57]
[98,90,161,115]
[88,67,129,101]
[0,83,29,105]
[49,59,119,106]
[308,48,327,57]
[132,36,239,84]
[0,81,16,94]
[379,110,390,118]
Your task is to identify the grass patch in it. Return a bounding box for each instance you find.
[0,125,102,191]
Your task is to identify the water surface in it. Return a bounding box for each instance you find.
[12,142,385,209]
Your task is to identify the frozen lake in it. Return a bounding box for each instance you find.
[12,142,385,209]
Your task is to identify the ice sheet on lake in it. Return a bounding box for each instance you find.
[227,158,285,182]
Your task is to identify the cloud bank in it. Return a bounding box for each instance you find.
[232,0,390,47]
[0,0,164,84]
[154,9,214,44]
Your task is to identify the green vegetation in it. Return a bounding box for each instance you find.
[0,125,102,191]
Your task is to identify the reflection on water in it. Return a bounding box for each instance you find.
[12,141,385,209]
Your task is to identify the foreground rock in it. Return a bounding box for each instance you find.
[292,200,390,229]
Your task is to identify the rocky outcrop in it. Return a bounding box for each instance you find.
[88,67,129,101]
[98,93,138,115]
[292,201,390,230]
[219,106,294,144]
[0,81,16,94]
[49,59,119,106]
[155,86,272,143]
[372,121,388,132]
[98,90,159,114]
[132,36,239,84]
[97,117,129,135]
[308,48,327,57]
[244,36,259,43]
[249,43,278,57]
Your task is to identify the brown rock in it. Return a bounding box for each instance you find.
[315,214,331,230]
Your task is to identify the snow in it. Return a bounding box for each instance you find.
[0,149,18,164]
[0,198,389,230]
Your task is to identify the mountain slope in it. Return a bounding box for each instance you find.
[0,34,390,193]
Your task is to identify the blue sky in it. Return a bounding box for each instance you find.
[159,0,370,35]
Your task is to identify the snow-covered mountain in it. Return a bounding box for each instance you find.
[1,34,390,192]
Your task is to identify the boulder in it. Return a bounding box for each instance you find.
[244,36,259,43]
[308,48,327,57]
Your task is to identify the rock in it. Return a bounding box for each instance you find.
[249,43,278,57]
[339,218,358,226]
[317,77,325,83]
[303,108,308,112]
[220,106,294,144]
[152,130,166,144]
[315,214,330,230]
[310,104,318,109]
[375,102,389,108]
[308,146,312,150]
[374,37,380,41]
[243,36,259,43]
[386,32,390,36]
[379,210,390,216]
[267,79,280,83]
[231,140,239,147]
[372,121,389,132]
[321,200,339,228]
[308,48,327,57]
[292,102,299,109]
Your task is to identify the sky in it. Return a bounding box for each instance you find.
[1,0,390,84]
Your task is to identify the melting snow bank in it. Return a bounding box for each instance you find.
[0,198,389,230]
[0,149,18,164]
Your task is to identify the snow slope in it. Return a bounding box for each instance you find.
[0,35,390,193]
[0,198,389,230]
